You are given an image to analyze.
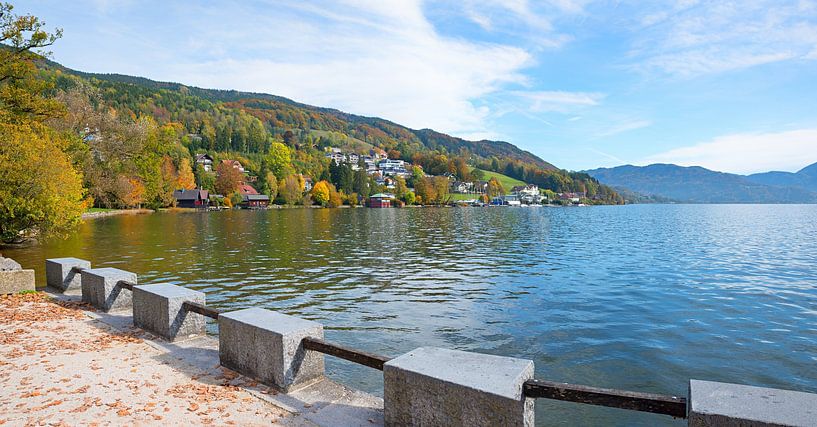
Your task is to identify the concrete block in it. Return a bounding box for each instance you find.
[689,379,817,427]
[133,283,205,341]
[80,267,136,312]
[219,307,324,392]
[45,257,90,292]
[0,270,35,294]
[384,347,534,427]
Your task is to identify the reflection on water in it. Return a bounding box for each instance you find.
[6,205,817,426]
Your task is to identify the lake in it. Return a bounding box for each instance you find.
[5,205,817,425]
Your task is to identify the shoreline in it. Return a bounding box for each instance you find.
[82,209,154,220]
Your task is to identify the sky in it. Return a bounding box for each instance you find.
[23,0,817,174]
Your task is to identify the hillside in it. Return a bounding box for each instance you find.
[585,164,817,203]
[44,59,554,170]
[34,57,622,205]
[746,162,817,191]
[478,169,526,190]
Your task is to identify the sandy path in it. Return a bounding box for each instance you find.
[0,293,291,426]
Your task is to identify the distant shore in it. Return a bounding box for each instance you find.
[82,209,154,220]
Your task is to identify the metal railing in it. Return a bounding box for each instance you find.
[115,280,135,291]
[178,297,687,419]
[523,379,687,418]
[70,265,689,419]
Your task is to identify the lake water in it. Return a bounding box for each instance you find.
[5,205,817,425]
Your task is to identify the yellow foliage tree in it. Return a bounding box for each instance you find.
[310,180,330,206]
[0,124,85,243]
[176,157,196,190]
[121,177,145,208]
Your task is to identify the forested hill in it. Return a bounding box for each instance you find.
[44,59,554,170]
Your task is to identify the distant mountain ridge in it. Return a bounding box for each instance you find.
[745,163,817,191]
[585,163,817,203]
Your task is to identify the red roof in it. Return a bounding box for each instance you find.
[238,184,258,195]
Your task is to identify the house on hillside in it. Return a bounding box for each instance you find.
[241,194,270,208]
[220,159,245,174]
[511,184,541,204]
[238,184,269,208]
[303,176,313,192]
[238,184,259,196]
[451,181,473,193]
[195,154,214,172]
[174,189,209,208]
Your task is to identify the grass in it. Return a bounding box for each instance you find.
[448,193,482,201]
[477,169,526,190]
[85,207,116,213]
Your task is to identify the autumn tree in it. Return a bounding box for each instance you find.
[0,4,86,243]
[0,124,85,243]
[414,177,437,205]
[214,161,242,195]
[310,180,330,206]
[388,176,402,198]
[327,183,342,208]
[121,177,145,208]
[432,176,451,204]
[176,157,196,190]
[280,174,304,205]
[487,177,505,198]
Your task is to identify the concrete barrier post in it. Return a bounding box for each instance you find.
[218,307,324,392]
[45,258,91,292]
[80,267,137,312]
[132,283,205,341]
[383,347,534,427]
[688,379,817,426]
[0,270,35,294]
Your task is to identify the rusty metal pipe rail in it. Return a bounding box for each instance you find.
[115,280,136,291]
[182,301,220,320]
[302,337,392,371]
[523,379,687,419]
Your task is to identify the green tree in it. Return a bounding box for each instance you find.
[402,191,415,205]
[0,3,63,125]
[394,176,408,199]
[266,142,292,179]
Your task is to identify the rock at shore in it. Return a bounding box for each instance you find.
[0,255,22,271]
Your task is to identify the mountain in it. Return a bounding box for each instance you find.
[585,164,817,203]
[35,57,624,204]
[44,59,555,171]
[745,162,817,191]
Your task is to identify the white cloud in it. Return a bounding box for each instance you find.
[459,0,576,48]
[641,129,817,174]
[628,1,817,77]
[596,119,652,137]
[511,90,604,112]
[143,0,535,138]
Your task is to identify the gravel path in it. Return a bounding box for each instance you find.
[0,293,291,426]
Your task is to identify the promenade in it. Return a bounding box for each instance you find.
[0,292,380,426]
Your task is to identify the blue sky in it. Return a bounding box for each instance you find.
[24,0,817,173]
